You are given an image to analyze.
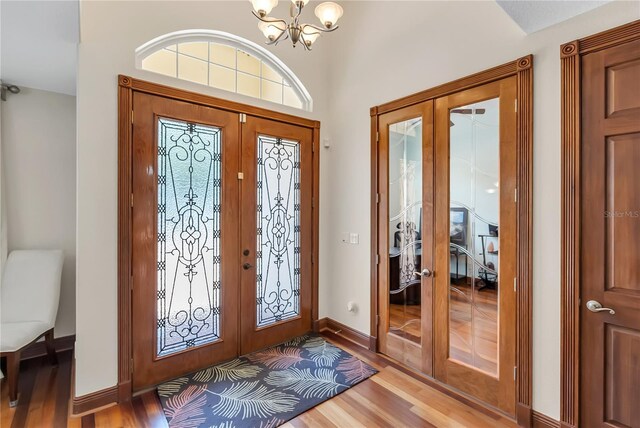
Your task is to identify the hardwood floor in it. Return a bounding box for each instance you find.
[0,333,515,428]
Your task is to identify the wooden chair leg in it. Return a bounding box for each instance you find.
[6,350,21,407]
[44,329,58,366]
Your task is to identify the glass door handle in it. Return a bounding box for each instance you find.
[586,300,615,315]
[414,268,433,278]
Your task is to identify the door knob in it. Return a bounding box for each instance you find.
[414,268,433,278]
[586,300,615,315]
[243,263,253,270]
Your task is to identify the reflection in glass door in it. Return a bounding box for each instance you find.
[389,118,423,344]
[448,99,500,376]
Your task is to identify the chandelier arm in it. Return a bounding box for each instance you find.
[265,29,290,45]
[299,33,312,51]
[300,23,340,34]
[251,10,288,26]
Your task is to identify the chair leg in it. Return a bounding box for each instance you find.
[6,350,21,407]
[44,329,58,366]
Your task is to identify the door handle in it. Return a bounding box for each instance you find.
[586,300,615,315]
[243,263,253,270]
[414,268,433,278]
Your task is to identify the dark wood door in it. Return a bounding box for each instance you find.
[433,77,517,415]
[239,116,314,354]
[581,37,640,427]
[131,93,240,390]
[377,101,435,375]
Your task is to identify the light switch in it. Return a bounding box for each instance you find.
[349,233,359,244]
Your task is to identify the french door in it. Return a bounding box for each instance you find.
[377,77,517,415]
[130,92,314,391]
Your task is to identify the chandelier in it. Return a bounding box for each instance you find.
[250,0,343,50]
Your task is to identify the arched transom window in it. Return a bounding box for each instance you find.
[136,30,312,110]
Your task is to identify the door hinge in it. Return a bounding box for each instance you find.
[514,188,518,203]
[376,314,380,326]
[376,131,379,143]
[514,277,517,292]
[131,110,134,124]
[515,99,518,113]
[375,254,380,265]
[239,113,247,123]
[237,172,244,180]
[376,193,380,204]
[130,193,134,208]
[514,366,517,380]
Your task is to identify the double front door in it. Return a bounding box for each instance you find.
[130,93,314,390]
[377,77,517,415]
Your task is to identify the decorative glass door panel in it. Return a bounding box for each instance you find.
[156,118,223,357]
[448,98,499,375]
[377,101,434,375]
[240,117,313,354]
[434,77,517,415]
[132,93,240,390]
[256,135,301,328]
[388,118,423,344]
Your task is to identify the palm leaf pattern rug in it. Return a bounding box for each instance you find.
[157,334,377,428]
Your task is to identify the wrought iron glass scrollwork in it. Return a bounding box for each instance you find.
[156,118,222,357]
[256,135,301,327]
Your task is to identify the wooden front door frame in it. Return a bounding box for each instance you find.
[560,20,640,428]
[117,75,321,401]
[370,55,534,426]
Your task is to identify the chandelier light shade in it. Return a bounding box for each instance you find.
[250,0,343,50]
[314,2,343,29]
[251,0,279,17]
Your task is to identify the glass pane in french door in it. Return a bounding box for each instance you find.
[255,135,301,327]
[448,98,499,375]
[388,117,423,343]
[156,118,222,357]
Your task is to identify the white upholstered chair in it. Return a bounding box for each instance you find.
[0,250,64,406]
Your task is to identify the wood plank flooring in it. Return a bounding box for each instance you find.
[0,333,515,427]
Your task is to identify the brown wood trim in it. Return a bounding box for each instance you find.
[533,411,561,428]
[516,54,534,428]
[118,81,134,403]
[374,60,518,115]
[319,317,372,349]
[560,40,580,428]
[312,125,320,326]
[559,20,640,428]
[72,385,119,416]
[577,19,640,55]
[371,55,534,425]
[119,75,318,129]
[118,75,321,402]
[370,105,379,350]
[20,334,75,361]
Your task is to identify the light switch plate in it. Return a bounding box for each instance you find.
[349,233,359,244]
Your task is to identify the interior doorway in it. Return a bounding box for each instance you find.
[118,77,319,394]
[371,57,533,421]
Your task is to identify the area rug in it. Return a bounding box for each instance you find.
[157,334,378,428]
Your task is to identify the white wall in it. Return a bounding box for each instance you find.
[323,0,639,420]
[76,0,331,397]
[1,86,76,337]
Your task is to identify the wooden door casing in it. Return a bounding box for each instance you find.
[131,92,241,390]
[377,101,435,375]
[580,37,640,428]
[433,77,518,416]
[239,116,314,355]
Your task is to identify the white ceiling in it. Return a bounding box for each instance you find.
[0,0,79,96]
[496,0,612,34]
